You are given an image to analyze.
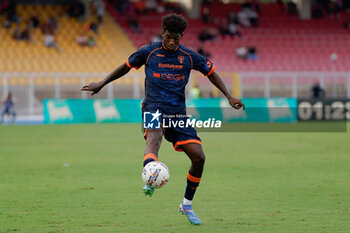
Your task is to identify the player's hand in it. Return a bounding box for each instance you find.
[228,97,245,110]
[81,82,103,96]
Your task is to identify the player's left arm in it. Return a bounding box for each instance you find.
[208,71,245,110]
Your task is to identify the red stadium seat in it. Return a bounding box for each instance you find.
[107,2,350,74]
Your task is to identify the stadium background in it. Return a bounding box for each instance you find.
[0,0,349,119]
[1,0,349,232]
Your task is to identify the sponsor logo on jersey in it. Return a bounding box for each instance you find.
[153,72,185,81]
[158,63,183,70]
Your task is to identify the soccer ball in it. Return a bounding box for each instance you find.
[142,161,170,189]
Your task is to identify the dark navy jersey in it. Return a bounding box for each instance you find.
[127,42,215,113]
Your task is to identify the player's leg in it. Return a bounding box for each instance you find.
[142,128,163,196]
[143,128,163,166]
[164,125,203,224]
[182,143,206,178]
[1,109,7,123]
[179,143,206,225]
[11,110,16,123]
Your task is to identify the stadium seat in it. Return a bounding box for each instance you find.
[107,2,349,73]
[0,5,142,84]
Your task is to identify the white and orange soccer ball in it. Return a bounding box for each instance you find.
[142,161,170,189]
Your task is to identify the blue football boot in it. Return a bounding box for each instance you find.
[179,202,201,225]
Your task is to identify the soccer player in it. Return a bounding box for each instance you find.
[1,92,16,124]
[81,14,245,225]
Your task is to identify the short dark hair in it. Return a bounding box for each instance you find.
[162,14,188,34]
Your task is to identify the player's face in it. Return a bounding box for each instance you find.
[162,30,182,51]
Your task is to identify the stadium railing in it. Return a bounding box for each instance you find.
[0,71,349,116]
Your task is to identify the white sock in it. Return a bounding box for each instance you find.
[183,198,192,205]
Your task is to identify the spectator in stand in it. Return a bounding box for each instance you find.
[198,28,217,42]
[247,46,258,60]
[47,16,58,34]
[2,2,19,29]
[87,36,96,47]
[311,81,325,98]
[248,11,258,26]
[29,15,40,28]
[145,0,158,13]
[93,0,105,24]
[12,25,21,40]
[201,7,212,24]
[220,21,230,38]
[68,1,86,20]
[41,16,58,35]
[312,3,324,18]
[236,45,248,60]
[238,8,250,27]
[238,3,258,27]
[327,0,339,15]
[77,33,96,47]
[164,2,182,13]
[312,0,346,17]
[335,0,344,11]
[44,33,60,52]
[12,22,31,42]
[245,3,258,26]
[330,52,338,63]
[44,33,55,47]
[0,0,16,15]
[155,2,165,14]
[229,21,242,37]
[76,33,88,46]
[2,18,11,28]
[228,11,239,24]
[220,20,241,39]
[134,0,146,14]
[86,21,99,35]
[115,0,130,14]
[246,0,261,14]
[20,26,31,42]
[286,0,298,15]
[198,45,211,59]
[150,32,162,43]
[202,0,213,6]
[277,0,284,8]
[7,9,17,22]
[127,14,141,33]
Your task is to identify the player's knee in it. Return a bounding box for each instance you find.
[146,130,163,150]
[148,133,162,145]
[199,153,206,164]
[193,153,206,166]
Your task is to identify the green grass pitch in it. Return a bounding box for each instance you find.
[1,124,349,233]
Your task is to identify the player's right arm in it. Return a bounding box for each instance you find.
[81,63,131,96]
